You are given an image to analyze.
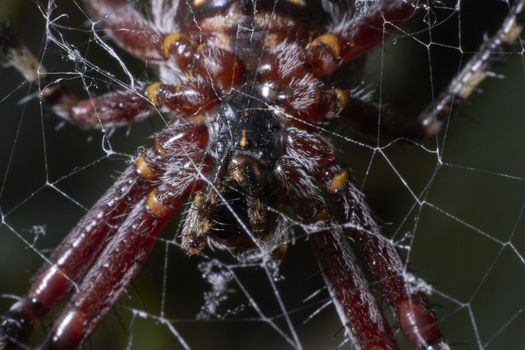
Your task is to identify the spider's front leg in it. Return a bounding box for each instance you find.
[81,0,165,61]
[317,164,449,349]
[0,123,210,350]
[321,0,525,140]
[275,128,449,349]
[0,23,156,129]
[0,167,152,350]
[0,22,236,129]
[304,0,417,78]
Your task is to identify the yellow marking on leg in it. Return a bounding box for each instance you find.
[334,89,349,110]
[308,208,329,223]
[162,33,187,58]
[153,139,167,157]
[193,0,207,7]
[146,83,162,107]
[327,170,348,193]
[136,155,156,180]
[287,0,306,6]
[194,193,205,206]
[147,190,172,219]
[311,33,341,58]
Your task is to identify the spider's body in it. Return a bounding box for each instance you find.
[1,0,524,349]
[184,89,284,254]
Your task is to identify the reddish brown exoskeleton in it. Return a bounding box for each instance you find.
[1,0,524,349]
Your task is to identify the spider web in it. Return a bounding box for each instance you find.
[1,0,525,349]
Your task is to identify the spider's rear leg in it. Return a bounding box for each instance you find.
[312,224,398,350]
[331,0,525,139]
[274,129,397,349]
[319,163,448,349]
[275,127,449,349]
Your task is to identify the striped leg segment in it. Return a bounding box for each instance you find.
[311,228,398,350]
[274,127,448,349]
[82,0,165,61]
[319,164,448,349]
[0,123,210,349]
[418,0,525,137]
[0,167,152,349]
[306,0,417,78]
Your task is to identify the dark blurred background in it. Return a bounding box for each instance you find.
[1,1,524,349]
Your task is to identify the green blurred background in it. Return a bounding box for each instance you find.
[0,1,524,349]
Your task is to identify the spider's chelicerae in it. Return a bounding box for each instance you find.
[0,0,524,349]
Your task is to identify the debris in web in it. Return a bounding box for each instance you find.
[197,260,241,320]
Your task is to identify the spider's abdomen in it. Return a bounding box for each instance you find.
[179,0,331,68]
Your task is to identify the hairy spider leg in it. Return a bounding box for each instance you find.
[0,22,230,130]
[0,168,152,350]
[311,228,397,350]
[0,123,209,350]
[336,95,427,141]
[418,0,525,137]
[82,0,165,61]
[319,164,448,349]
[36,123,210,350]
[326,0,525,139]
[275,127,449,349]
[274,128,397,349]
[84,0,245,94]
[305,0,416,78]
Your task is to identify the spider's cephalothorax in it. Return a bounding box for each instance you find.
[1,0,524,349]
[181,88,284,255]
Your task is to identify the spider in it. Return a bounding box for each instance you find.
[0,0,523,349]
